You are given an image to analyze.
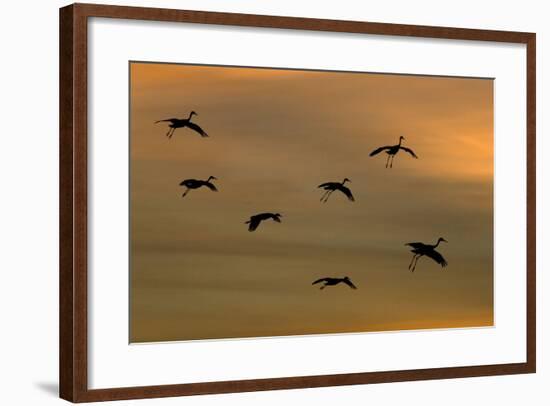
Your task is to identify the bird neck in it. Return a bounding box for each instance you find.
[206,176,214,182]
[341,179,348,185]
[188,112,194,120]
[434,239,441,248]
[398,137,403,146]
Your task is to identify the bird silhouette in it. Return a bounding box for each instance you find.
[318,178,355,203]
[155,111,208,138]
[179,176,218,198]
[312,277,357,290]
[245,212,282,232]
[370,136,418,168]
[405,237,448,272]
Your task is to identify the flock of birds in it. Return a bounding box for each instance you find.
[155,111,449,292]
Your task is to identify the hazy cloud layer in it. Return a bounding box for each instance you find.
[130,63,493,342]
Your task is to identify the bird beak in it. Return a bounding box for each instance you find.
[442,238,448,243]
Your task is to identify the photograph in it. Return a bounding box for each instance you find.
[129,62,494,343]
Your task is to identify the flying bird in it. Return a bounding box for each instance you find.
[179,176,218,198]
[405,237,448,272]
[370,136,418,168]
[245,212,282,232]
[312,277,357,290]
[318,178,355,203]
[155,111,208,138]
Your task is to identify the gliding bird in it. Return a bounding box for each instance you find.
[312,277,357,290]
[245,212,282,232]
[405,237,448,272]
[179,176,218,198]
[155,111,208,138]
[318,178,355,203]
[370,136,418,168]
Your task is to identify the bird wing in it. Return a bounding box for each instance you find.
[339,185,355,202]
[203,182,218,191]
[186,121,209,137]
[247,216,261,231]
[343,279,357,289]
[318,182,335,189]
[400,146,418,158]
[369,146,392,156]
[312,278,329,285]
[179,179,196,186]
[155,118,178,124]
[405,242,426,249]
[425,250,448,267]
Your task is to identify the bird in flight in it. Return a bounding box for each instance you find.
[318,178,355,203]
[179,176,218,198]
[245,212,282,232]
[405,237,448,272]
[155,111,208,138]
[370,136,418,168]
[312,277,357,290]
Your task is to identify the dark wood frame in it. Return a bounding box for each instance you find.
[60,3,536,402]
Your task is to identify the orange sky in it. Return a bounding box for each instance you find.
[129,62,494,343]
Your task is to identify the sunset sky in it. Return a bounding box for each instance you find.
[129,62,493,343]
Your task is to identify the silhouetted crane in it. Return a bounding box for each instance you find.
[312,277,357,290]
[245,212,282,232]
[370,136,418,168]
[318,178,355,203]
[405,237,448,272]
[179,176,218,198]
[155,111,208,138]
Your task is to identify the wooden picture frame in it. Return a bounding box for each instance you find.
[59,3,536,402]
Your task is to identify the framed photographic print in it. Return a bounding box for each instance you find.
[59,3,536,402]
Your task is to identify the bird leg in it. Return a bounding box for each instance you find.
[411,255,421,272]
[323,190,334,203]
[409,254,418,272]
[408,255,415,270]
[385,154,391,168]
[390,155,395,168]
[167,127,176,138]
[320,190,329,202]
[182,188,190,198]
[320,284,326,290]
